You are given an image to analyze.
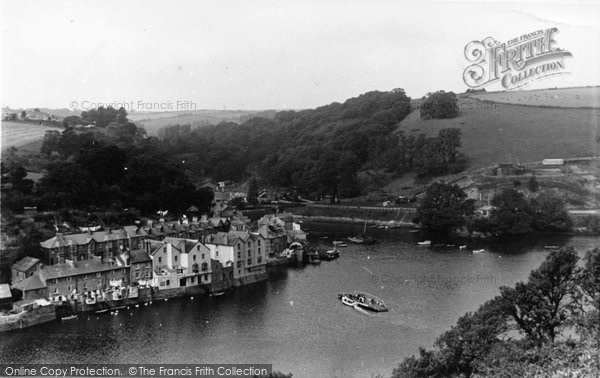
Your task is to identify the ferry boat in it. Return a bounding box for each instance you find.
[338,291,388,312]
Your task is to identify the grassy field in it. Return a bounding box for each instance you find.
[1,121,62,151]
[130,109,264,136]
[397,94,600,170]
[467,86,600,108]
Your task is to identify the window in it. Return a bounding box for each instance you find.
[54,287,58,294]
[201,262,208,271]
[258,256,262,263]
[83,282,87,289]
[197,245,200,251]
[66,277,71,282]
[83,275,87,280]
[216,251,219,257]
[258,240,261,246]
[247,258,252,266]
[258,248,261,254]
[174,255,178,262]
[193,254,197,261]
[237,251,241,258]
[237,261,241,268]
[135,272,139,278]
[201,253,205,259]
[67,285,71,291]
[237,243,241,250]
[97,280,101,287]
[158,257,162,263]
[248,242,251,247]
[166,280,170,286]
[96,272,101,278]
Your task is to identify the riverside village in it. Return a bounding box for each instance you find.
[1,198,309,331]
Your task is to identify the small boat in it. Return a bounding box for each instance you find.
[322,249,340,260]
[94,308,109,314]
[332,240,345,245]
[210,291,225,297]
[544,245,560,250]
[341,295,356,307]
[408,229,420,233]
[459,245,467,250]
[472,249,486,254]
[61,314,78,320]
[336,244,348,247]
[417,240,431,246]
[113,305,126,310]
[338,291,388,312]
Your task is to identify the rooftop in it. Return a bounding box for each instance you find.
[0,283,11,299]
[11,256,40,272]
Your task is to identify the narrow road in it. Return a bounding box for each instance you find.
[306,203,417,212]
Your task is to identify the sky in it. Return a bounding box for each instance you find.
[1,0,599,111]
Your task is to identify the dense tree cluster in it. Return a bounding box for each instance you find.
[417,183,475,233]
[420,90,459,119]
[393,247,600,377]
[5,109,213,216]
[418,186,572,236]
[158,89,466,198]
[472,188,572,236]
[80,106,127,127]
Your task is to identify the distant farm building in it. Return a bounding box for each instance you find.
[542,159,564,166]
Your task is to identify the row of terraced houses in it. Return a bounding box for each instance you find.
[10,213,306,303]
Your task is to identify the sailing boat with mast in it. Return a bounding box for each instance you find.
[348,220,377,244]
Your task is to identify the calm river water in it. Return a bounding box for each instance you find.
[0,222,598,378]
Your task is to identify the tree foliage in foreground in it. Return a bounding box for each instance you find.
[392,247,600,378]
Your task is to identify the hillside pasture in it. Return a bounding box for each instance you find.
[397,96,600,169]
[1,121,62,151]
[130,110,262,136]
[467,86,600,108]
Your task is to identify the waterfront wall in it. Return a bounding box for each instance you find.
[0,305,56,332]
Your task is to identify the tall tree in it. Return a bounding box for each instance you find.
[417,183,474,233]
[489,188,533,236]
[499,247,579,345]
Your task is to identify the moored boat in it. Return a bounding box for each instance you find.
[544,245,560,250]
[61,314,78,320]
[322,249,340,260]
[94,308,109,314]
[417,240,431,246]
[472,249,485,254]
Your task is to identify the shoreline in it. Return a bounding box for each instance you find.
[291,214,417,227]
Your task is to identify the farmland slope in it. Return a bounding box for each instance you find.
[1,122,62,151]
[397,94,600,169]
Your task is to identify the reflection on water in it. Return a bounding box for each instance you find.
[0,222,596,378]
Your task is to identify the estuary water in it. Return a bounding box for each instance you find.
[1,221,597,378]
